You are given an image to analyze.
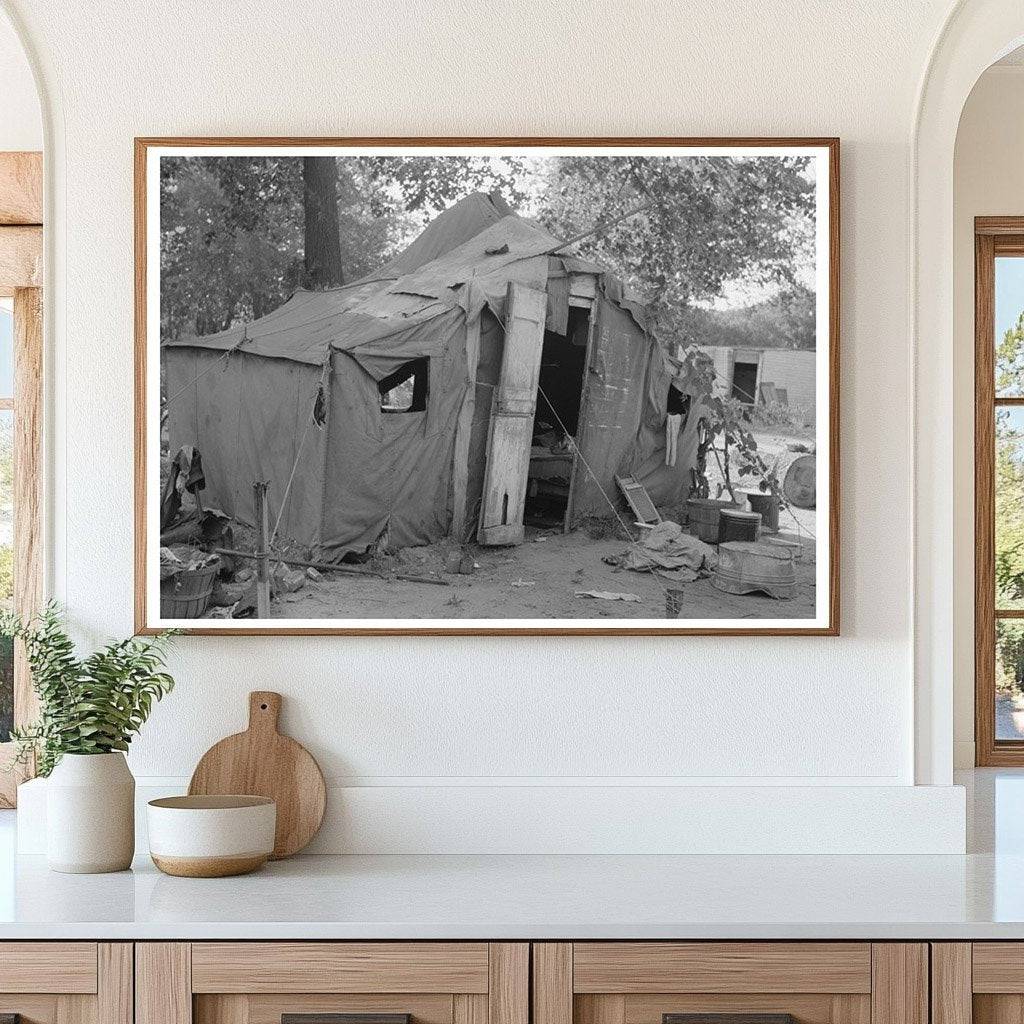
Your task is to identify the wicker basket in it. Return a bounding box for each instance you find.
[160,562,220,618]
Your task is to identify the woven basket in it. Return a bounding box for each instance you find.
[160,562,220,618]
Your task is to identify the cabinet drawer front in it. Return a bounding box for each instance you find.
[192,943,491,994]
[973,944,1024,992]
[0,943,98,993]
[573,944,872,994]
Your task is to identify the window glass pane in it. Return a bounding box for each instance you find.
[997,407,1024,609]
[996,256,1024,396]
[0,409,12,742]
[0,303,12,400]
[998,620,1024,740]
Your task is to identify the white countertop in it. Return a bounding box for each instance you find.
[1,849,1023,940]
[1,769,1022,941]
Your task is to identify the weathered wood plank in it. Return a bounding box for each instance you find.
[478,282,547,546]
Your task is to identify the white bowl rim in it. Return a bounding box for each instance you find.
[148,795,275,810]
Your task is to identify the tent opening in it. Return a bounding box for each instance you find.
[525,306,591,529]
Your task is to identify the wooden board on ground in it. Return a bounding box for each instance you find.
[188,691,326,859]
[615,475,661,525]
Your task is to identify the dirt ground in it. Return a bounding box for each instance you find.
[272,522,817,621]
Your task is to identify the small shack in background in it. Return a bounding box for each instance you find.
[693,344,816,425]
[164,193,701,560]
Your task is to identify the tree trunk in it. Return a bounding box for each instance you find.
[302,157,344,289]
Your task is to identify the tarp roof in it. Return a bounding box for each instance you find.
[165,193,567,365]
[359,190,514,282]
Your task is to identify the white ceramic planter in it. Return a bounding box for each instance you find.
[46,752,135,873]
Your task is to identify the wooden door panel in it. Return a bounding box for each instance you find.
[142,942,525,1024]
[478,281,547,545]
[0,994,62,1024]
[0,943,129,1024]
[973,995,1024,1024]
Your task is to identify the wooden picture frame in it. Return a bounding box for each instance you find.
[135,137,840,636]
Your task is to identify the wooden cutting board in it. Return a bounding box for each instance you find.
[188,691,326,859]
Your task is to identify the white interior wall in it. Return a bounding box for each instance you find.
[0,0,976,851]
[952,64,1024,768]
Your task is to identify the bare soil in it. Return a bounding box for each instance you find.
[271,524,817,621]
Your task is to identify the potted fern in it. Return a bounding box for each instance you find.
[2,604,176,873]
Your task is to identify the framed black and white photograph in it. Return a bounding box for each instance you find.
[135,138,838,635]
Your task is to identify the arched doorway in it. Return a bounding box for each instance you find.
[913,0,1024,785]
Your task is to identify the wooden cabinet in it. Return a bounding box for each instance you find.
[0,942,132,1024]
[931,943,1024,1024]
[532,944,929,1024]
[0,938,944,1024]
[136,943,528,1024]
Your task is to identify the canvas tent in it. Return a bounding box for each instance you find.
[163,192,702,560]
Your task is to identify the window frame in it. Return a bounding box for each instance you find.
[0,151,43,806]
[975,218,1024,765]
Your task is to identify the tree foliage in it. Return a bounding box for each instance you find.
[994,314,1024,692]
[996,315,1024,613]
[536,155,814,343]
[676,285,816,351]
[160,155,533,341]
[1,604,177,776]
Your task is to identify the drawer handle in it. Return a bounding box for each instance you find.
[283,1016,411,1024]
[664,1016,797,1024]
